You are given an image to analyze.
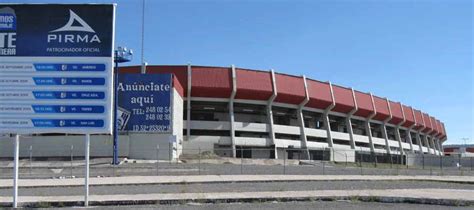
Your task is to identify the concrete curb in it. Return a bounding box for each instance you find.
[0,189,473,208]
[0,175,473,188]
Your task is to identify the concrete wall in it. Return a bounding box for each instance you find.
[331,149,355,162]
[172,88,184,159]
[128,88,183,160]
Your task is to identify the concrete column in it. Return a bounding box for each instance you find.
[324,82,336,148]
[416,132,424,154]
[432,137,440,156]
[267,69,278,159]
[346,88,358,150]
[430,136,438,156]
[406,126,415,153]
[395,103,406,155]
[229,65,237,158]
[381,123,391,154]
[186,64,192,142]
[438,139,444,155]
[366,93,377,153]
[394,126,404,155]
[426,136,432,154]
[298,76,310,159]
[420,114,433,155]
[382,98,392,155]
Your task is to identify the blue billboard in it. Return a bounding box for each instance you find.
[0,4,115,135]
[117,74,172,133]
[0,5,113,57]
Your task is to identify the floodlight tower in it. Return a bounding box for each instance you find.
[113,46,133,165]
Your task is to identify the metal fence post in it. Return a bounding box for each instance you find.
[422,155,425,170]
[169,142,172,165]
[390,154,393,169]
[322,149,325,175]
[458,154,462,171]
[345,153,347,167]
[283,148,286,175]
[70,145,74,178]
[439,155,442,172]
[332,148,334,163]
[471,157,473,171]
[29,145,33,177]
[406,155,409,169]
[198,147,201,175]
[156,145,159,176]
[373,152,376,168]
[396,154,399,175]
[240,148,243,174]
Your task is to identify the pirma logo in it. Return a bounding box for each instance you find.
[48,10,101,44]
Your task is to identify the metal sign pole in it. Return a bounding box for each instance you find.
[84,134,90,207]
[113,59,119,165]
[13,134,20,208]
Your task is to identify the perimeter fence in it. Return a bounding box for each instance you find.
[1,145,473,179]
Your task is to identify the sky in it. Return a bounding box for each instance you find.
[11,0,474,145]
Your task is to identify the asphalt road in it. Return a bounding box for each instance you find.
[1,180,473,197]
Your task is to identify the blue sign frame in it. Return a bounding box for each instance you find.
[0,4,115,134]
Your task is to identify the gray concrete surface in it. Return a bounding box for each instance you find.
[79,201,474,210]
[1,175,474,188]
[1,188,474,207]
[1,180,473,197]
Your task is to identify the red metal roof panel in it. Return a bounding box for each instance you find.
[354,91,374,117]
[306,80,333,109]
[274,74,305,105]
[235,68,273,100]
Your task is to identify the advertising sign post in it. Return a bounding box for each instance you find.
[0,4,115,207]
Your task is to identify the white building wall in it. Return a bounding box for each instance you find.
[129,88,183,160]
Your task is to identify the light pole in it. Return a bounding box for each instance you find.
[113,46,133,165]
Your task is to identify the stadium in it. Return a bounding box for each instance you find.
[118,64,447,162]
[0,64,447,163]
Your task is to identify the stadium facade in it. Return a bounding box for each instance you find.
[120,64,447,161]
[0,64,448,162]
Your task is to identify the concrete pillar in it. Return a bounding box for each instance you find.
[438,139,444,155]
[396,103,406,155]
[324,82,336,148]
[430,136,439,155]
[186,64,192,142]
[366,93,377,153]
[381,123,391,154]
[346,88,358,150]
[267,69,278,159]
[298,76,310,159]
[416,132,424,154]
[229,65,237,158]
[406,127,415,153]
[382,98,392,155]
[423,135,432,155]
[394,126,404,155]
[432,137,440,156]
